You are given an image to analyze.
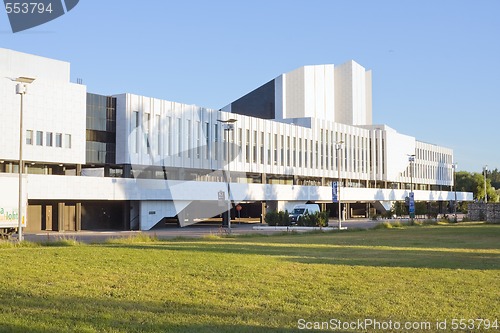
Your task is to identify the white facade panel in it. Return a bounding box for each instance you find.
[351,61,367,125]
[22,174,472,204]
[384,127,417,181]
[0,52,86,165]
[0,48,70,82]
[324,65,335,121]
[365,70,373,124]
[334,61,352,125]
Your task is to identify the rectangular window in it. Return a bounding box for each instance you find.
[238,128,243,162]
[320,130,324,168]
[253,130,257,163]
[315,141,319,168]
[26,130,33,145]
[56,133,62,148]
[144,113,151,150]
[246,129,250,162]
[205,122,210,159]
[331,131,335,169]
[325,130,329,169]
[46,132,53,147]
[280,135,284,166]
[304,139,308,167]
[36,131,43,146]
[299,138,302,167]
[214,124,219,160]
[196,121,201,159]
[230,126,235,162]
[166,117,171,156]
[287,137,291,167]
[260,132,264,165]
[293,137,296,167]
[310,140,314,169]
[133,111,139,153]
[156,115,161,155]
[64,134,71,148]
[178,118,182,157]
[187,119,192,158]
[274,134,278,165]
[267,133,271,165]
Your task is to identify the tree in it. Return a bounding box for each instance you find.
[489,168,500,190]
[455,170,499,203]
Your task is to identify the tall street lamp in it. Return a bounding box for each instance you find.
[14,77,36,242]
[483,165,488,203]
[217,118,237,232]
[452,162,458,222]
[335,141,344,230]
[408,154,416,225]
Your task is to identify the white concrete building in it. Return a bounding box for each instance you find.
[0,49,472,233]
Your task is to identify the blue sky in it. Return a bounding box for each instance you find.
[1,0,499,172]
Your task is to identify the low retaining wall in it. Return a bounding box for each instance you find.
[468,203,500,223]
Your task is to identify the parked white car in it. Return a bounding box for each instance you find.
[289,204,320,224]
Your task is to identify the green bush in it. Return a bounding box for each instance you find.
[297,211,329,227]
[278,210,291,226]
[265,211,279,226]
[265,210,291,226]
[318,211,329,227]
[297,213,314,227]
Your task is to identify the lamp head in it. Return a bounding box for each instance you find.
[217,118,238,123]
[15,77,36,84]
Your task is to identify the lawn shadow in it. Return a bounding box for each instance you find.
[0,290,350,333]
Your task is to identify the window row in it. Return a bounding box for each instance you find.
[416,148,452,164]
[402,163,452,182]
[26,130,72,149]
[130,112,375,174]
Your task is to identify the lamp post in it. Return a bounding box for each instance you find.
[452,162,458,222]
[13,77,36,242]
[217,118,237,232]
[408,154,415,225]
[483,165,488,204]
[335,141,344,230]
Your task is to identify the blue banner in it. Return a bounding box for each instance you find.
[332,182,338,203]
[409,192,415,216]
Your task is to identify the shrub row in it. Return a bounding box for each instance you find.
[265,210,329,227]
[264,211,291,226]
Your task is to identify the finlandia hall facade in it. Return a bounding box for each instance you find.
[0,49,472,232]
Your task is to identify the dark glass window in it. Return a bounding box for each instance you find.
[86,93,117,164]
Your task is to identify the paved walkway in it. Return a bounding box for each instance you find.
[23,219,382,243]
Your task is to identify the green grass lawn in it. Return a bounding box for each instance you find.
[0,224,499,332]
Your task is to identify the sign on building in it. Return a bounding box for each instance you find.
[0,175,27,229]
[218,190,225,207]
